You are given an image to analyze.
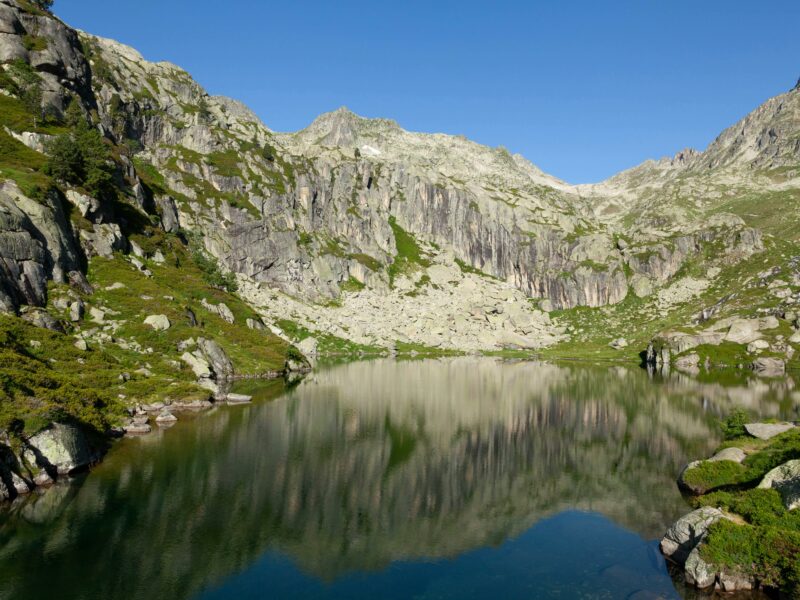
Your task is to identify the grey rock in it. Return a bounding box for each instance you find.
[143,314,171,331]
[745,422,794,440]
[21,308,63,332]
[23,424,92,477]
[69,299,84,322]
[718,570,755,592]
[197,337,234,379]
[155,412,178,424]
[246,317,265,330]
[225,393,252,404]
[660,507,724,564]
[757,459,800,510]
[217,302,234,324]
[684,547,717,589]
[709,447,746,463]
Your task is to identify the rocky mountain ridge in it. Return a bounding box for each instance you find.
[0,0,797,365]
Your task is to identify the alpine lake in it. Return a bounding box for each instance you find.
[1,358,797,600]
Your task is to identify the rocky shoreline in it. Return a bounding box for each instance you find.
[660,419,800,596]
[0,366,306,503]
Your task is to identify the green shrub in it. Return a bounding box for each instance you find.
[45,103,114,197]
[721,408,750,440]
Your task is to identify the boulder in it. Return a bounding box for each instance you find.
[745,422,794,440]
[143,314,171,331]
[21,309,63,332]
[246,318,265,331]
[155,412,178,424]
[684,547,717,589]
[181,351,213,379]
[757,459,800,510]
[724,319,762,344]
[675,352,700,373]
[226,393,252,404]
[660,507,724,564]
[23,424,92,477]
[297,336,319,359]
[750,357,785,377]
[718,570,755,592]
[609,338,628,349]
[197,338,234,379]
[217,303,235,324]
[69,299,84,322]
[709,447,746,463]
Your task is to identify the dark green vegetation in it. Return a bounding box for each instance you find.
[685,418,800,595]
[387,216,431,286]
[45,103,115,197]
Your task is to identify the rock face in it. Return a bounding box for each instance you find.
[758,459,800,510]
[0,0,796,356]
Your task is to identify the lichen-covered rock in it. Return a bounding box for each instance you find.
[684,547,717,589]
[22,424,92,477]
[660,507,724,563]
[757,459,800,510]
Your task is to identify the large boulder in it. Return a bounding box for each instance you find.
[180,351,213,379]
[22,424,92,477]
[757,459,800,510]
[724,319,762,344]
[660,507,724,564]
[197,338,234,379]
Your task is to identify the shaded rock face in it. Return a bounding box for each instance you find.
[0,182,81,313]
[22,423,93,477]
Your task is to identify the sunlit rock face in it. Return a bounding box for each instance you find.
[1,359,794,599]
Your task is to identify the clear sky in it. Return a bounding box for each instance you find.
[55,0,800,184]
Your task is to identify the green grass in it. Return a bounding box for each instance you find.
[276,319,384,357]
[682,429,800,493]
[387,216,431,286]
[683,426,800,595]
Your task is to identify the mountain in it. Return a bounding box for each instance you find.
[0,0,797,405]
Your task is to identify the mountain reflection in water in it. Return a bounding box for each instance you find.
[0,358,796,600]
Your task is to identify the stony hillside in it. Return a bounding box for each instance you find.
[0,0,797,452]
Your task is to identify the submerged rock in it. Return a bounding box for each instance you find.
[225,393,252,405]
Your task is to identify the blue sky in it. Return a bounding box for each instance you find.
[56,0,800,183]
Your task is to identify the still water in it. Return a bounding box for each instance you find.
[0,358,797,600]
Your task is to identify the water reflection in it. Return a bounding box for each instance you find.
[0,359,796,600]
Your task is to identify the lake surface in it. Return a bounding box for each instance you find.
[0,358,797,600]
